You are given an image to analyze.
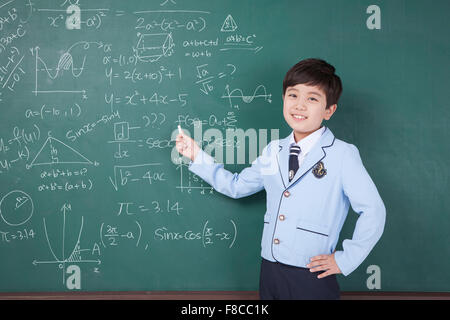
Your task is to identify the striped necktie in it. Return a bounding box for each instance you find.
[289,144,301,182]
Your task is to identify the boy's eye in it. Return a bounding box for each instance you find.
[289,94,297,98]
[309,97,318,101]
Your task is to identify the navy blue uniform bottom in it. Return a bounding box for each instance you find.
[259,258,340,300]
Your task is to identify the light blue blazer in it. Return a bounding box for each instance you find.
[188,127,386,276]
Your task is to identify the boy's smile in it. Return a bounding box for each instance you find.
[283,83,337,142]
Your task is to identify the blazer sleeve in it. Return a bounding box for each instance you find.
[334,144,386,276]
[187,141,277,199]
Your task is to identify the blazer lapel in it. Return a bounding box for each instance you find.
[277,127,335,189]
[276,136,291,189]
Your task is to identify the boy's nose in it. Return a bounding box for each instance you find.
[294,103,307,111]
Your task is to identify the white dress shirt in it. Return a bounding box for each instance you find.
[288,126,326,168]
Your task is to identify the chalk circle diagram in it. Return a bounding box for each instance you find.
[0,190,34,226]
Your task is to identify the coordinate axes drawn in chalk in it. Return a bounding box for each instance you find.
[33,203,101,288]
[31,41,109,97]
[26,133,99,169]
[175,162,213,194]
[222,84,272,109]
[31,46,87,96]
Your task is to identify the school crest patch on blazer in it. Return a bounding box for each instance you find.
[312,161,327,178]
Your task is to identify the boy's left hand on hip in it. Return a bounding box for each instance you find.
[307,253,342,279]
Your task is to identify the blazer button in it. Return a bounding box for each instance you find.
[273,238,280,245]
[283,190,290,197]
[279,214,285,221]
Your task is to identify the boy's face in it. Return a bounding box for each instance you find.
[283,83,337,142]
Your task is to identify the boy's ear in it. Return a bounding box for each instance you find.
[324,104,337,120]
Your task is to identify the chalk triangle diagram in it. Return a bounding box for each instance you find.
[221,14,238,32]
[28,136,93,168]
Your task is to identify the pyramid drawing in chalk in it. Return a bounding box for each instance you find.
[221,14,238,32]
[27,136,95,169]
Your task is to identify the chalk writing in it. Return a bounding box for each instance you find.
[1,228,35,243]
[154,219,237,249]
[116,200,183,216]
[0,0,275,291]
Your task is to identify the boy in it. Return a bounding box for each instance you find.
[175,58,386,300]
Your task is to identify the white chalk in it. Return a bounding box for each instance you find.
[178,125,182,134]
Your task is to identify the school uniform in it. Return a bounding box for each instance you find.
[188,126,386,299]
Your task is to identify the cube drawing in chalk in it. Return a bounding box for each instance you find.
[135,33,175,62]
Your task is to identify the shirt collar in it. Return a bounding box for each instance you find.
[288,126,326,155]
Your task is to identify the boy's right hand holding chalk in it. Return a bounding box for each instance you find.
[176,125,201,162]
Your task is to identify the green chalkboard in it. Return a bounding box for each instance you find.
[0,0,448,293]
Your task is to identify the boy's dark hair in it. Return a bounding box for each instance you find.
[283,58,343,109]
